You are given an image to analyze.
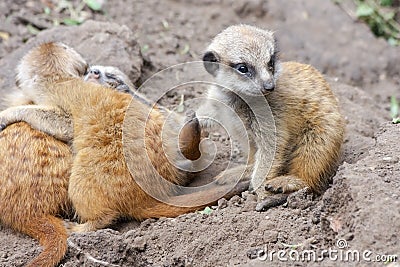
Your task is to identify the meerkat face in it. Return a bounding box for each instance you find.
[203,24,281,96]
[16,42,88,90]
[84,65,134,93]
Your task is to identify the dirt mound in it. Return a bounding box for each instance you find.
[0,1,399,266]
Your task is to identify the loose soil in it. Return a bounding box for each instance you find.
[0,1,399,266]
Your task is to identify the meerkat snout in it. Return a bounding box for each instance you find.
[263,80,274,91]
[84,67,101,83]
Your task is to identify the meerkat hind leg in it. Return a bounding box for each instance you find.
[65,212,119,234]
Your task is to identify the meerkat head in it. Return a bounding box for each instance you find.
[203,24,280,96]
[84,65,135,94]
[16,42,88,90]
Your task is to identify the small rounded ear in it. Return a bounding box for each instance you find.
[202,51,220,76]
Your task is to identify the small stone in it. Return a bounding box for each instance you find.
[263,230,279,243]
[344,232,354,241]
[218,198,228,209]
[242,191,257,202]
[292,209,301,216]
[230,195,242,205]
[312,216,320,224]
[132,236,147,251]
[382,156,399,164]
[241,201,257,212]
[246,248,263,260]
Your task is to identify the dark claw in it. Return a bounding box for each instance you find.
[265,184,283,193]
[255,194,288,212]
[265,184,274,192]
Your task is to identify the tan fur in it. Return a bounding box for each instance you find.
[0,123,71,267]
[198,25,345,199]
[0,42,245,266]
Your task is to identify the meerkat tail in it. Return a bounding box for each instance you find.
[23,215,68,267]
[139,180,250,219]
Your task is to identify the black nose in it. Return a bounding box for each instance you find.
[91,69,100,75]
[263,80,275,91]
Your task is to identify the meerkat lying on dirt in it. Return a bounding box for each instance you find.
[197,25,345,207]
[0,47,150,267]
[0,43,89,267]
[0,42,247,267]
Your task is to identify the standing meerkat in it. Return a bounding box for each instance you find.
[0,42,246,267]
[197,25,345,204]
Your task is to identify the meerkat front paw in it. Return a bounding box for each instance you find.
[64,221,96,234]
[261,175,307,194]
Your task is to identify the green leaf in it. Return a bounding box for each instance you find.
[180,44,190,55]
[63,18,81,26]
[380,0,393,6]
[390,96,399,119]
[176,94,185,113]
[200,207,213,215]
[392,117,400,124]
[84,0,103,11]
[44,6,51,15]
[356,3,374,17]
[388,37,398,46]
[26,24,40,35]
[141,44,149,53]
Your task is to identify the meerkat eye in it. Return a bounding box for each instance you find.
[267,61,274,72]
[105,73,117,80]
[235,63,249,74]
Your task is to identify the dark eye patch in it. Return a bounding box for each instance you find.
[105,72,128,91]
[268,52,278,73]
[230,63,254,78]
[105,73,117,79]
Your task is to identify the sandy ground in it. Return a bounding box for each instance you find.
[0,0,399,266]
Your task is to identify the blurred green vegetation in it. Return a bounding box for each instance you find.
[353,0,400,45]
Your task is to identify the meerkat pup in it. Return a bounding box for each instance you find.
[197,25,345,204]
